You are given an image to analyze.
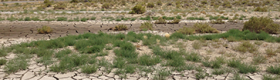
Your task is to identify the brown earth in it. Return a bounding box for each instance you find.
[0,21,248,39]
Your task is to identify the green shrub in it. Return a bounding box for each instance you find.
[195,72,209,79]
[147,3,155,8]
[50,54,90,73]
[4,56,28,74]
[140,22,153,31]
[212,69,226,75]
[44,0,53,7]
[168,18,180,24]
[238,63,258,74]
[57,17,67,21]
[125,65,136,74]
[53,2,66,10]
[0,59,7,65]
[55,49,72,59]
[129,4,146,14]
[31,17,41,21]
[162,16,174,20]
[187,17,205,20]
[37,26,52,34]
[114,24,128,31]
[227,59,242,68]
[0,49,7,57]
[155,17,167,24]
[24,17,31,21]
[102,3,111,9]
[267,65,280,75]
[81,64,98,74]
[70,0,78,3]
[193,23,219,33]
[157,1,162,6]
[113,57,126,68]
[81,18,88,22]
[140,16,151,20]
[252,55,266,65]
[222,1,232,8]
[167,56,185,67]
[263,75,279,80]
[90,17,96,20]
[234,41,257,53]
[153,69,171,80]
[243,17,279,34]
[254,7,268,12]
[138,54,161,66]
[185,52,201,62]
[177,27,195,35]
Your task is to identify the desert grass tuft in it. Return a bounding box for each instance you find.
[267,65,280,75]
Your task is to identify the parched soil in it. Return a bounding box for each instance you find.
[0,21,248,39]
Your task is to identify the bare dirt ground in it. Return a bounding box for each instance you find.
[0,21,247,39]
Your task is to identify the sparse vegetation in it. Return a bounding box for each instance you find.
[140,22,153,31]
[193,23,219,33]
[155,17,167,24]
[243,17,280,34]
[267,65,280,75]
[114,24,128,31]
[234,41,257,53]
[37,26,52,34]
[254,7,268,12]
[129,4,146,14]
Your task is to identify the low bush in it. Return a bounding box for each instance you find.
[193,23,219,33]
[37,26,52,34]
[254,7,268,12]
[153,69,171,80]
[157,0,162,6]
[147,3,155,8]
[53,2,66,10]
[44,0,53,7]
[267,65,280,74]
[237,63,258,74]
[187,17,205,20]
[102,3,111,9]
[140,22,153,31]
[114,24,128,31]
[168,18,180,24]
[70,0,78,3]
[138,54,161,66]
[81,64,98,74]
[155,17,167,24]
[263,75,279,80]
[212,69,226,75]
[24,17,31,21]
[162,16,174,20]
[140,16,151,20]
[185,52,201,62]
[177,27,195,35]
[81,18,88,22]
[234,41,257,53]
[243,17,279,34]
[266,48,277,57]
[57,17,67,21]
[129,4,146,14]
[0,59,7,65]
[4,56,28,74]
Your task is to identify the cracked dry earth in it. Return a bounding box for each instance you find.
[0,21,280,80]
